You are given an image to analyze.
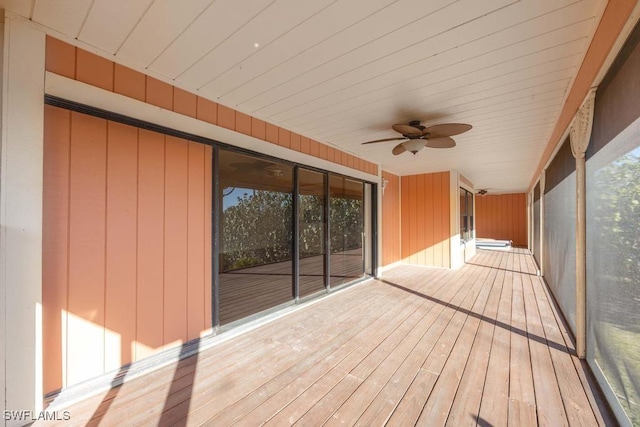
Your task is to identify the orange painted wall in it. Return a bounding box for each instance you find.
[42,105,213,393]
[45,36,378,177]
[400,172,451,268]
[381,171,401,266]
[475,193,528,247]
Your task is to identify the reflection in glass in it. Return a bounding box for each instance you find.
[329,175,364,287]
[218,150,293,324]
[298,169,326,297]
[460,188,474,241]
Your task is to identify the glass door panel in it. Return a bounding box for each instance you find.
[218,150,293,324]
[298,168,326,297]
[329,175,364,287]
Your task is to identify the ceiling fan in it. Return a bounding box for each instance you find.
[362,120,472,155]
[230,160,285,177]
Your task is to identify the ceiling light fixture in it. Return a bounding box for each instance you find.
[253,42,260,48]
[401,139,425,155]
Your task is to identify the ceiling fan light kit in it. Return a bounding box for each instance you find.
[402,139,426,154]
[362,120,472,156]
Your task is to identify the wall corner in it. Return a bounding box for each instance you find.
[0,14,46,423]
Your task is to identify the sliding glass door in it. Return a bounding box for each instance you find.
[217,149,374,325]
[298,168,326,297]
[329,175,365,287]
[218,150,294,325]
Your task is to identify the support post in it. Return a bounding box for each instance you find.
[527,192,532,252]
[0,14,46,422]
[539,171,546,277]
[569,88,596,359]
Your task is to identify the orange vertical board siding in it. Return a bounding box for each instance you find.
[300,136,311,154]
[318,143,328,160]
[196,97,218,125]
[136,130,165,359]
[236,112,252,136]
[187,143,206,341]
[475,194,527,247]
[173,87,197,118]
[310,140,320,157]
[432,173,443,267]
[340,152,349,167]
[105,122,138,369]
[163,136,189,347]
[347,154,354,169]
[519,194,525,244]
[44,108,217,389]
[278,128,291,149]
[146,77,173,110]
[266,123,279,144]
[408,175,418,264]
[42,106,71,393]
[326,146,335,163]
[204,145,213,329]
[504,195,511,244]
[114,64,146,102]
[416,174,426,265]
[506,195,513,245]
[424,173,434,267]
[67,112,107,385]
[381,171,400,266]
[399,172,451,267]
[400,176,410,261]
[491,195,498,237]
[76,49,113,92]
[290,133,301,151]
[217,105,236,130]
[45,36,76,79]
[334,149,342,164]
[441,172,450,268]
[251,117,266,140]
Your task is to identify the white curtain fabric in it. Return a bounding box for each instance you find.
[586,115,640,425]
[543,174,577,334]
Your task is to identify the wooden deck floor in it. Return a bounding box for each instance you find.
[220,249,365,324]
[41,248,613,426]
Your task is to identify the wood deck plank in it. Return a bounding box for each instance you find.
[354,255,502,427]
[198,277,428,426]
[244,269,453,426]
[530,274,603,426]
[262,270,452,426]
[152,286,396,426]
[46,249,611,427]
[415,251,499,426]
[477,250,514,426]
[332,255,495,426]
[507,250,538,427]
[444,250,506,426]
[385,252,497,426]
[91,281,390,426]
[520,252,568,427]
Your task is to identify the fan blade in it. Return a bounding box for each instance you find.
[392,124,422,136]
[392,143,406,155]
[423,123,472,137]
[361,137,404,145]
[425,137,456,148]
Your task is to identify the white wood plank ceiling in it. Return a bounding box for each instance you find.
[3,0,606,192]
